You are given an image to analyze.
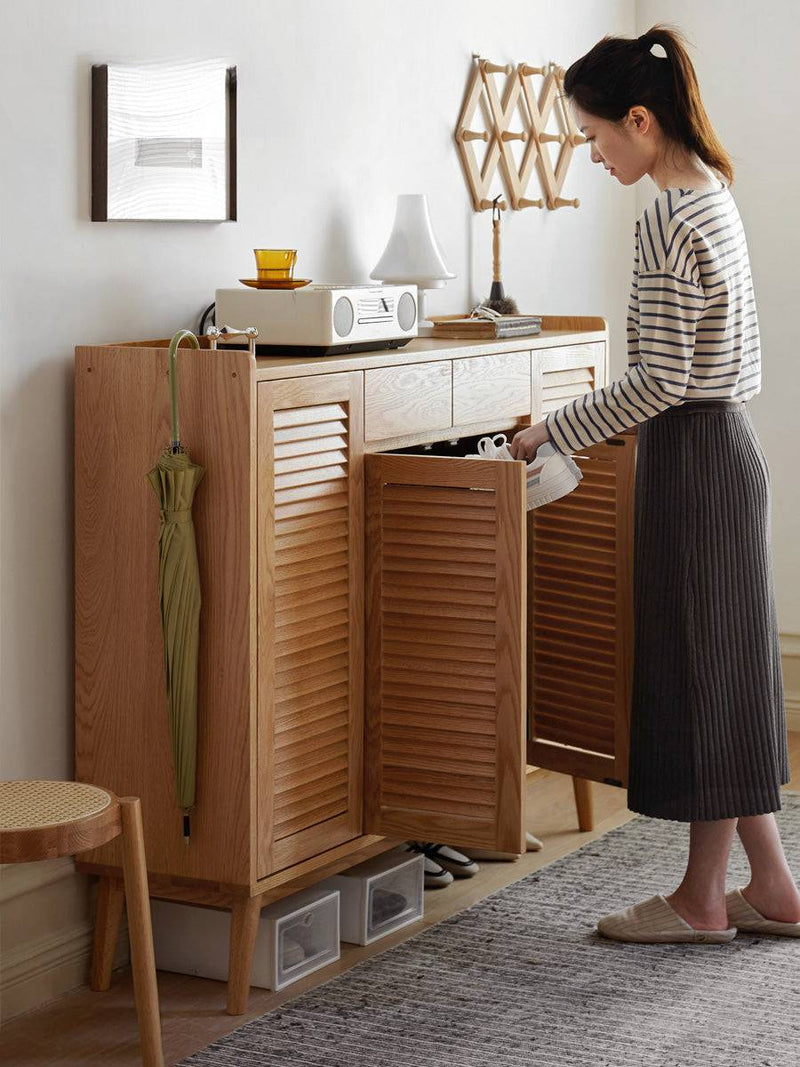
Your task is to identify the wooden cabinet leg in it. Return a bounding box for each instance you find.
[119,797,165,1067]
[572,777,594,831]
[227,896,261,1016]
[90,875,125,991]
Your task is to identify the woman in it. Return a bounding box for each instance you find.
[510,24,800,942]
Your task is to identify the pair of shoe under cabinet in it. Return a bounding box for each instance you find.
[151,849,424,993]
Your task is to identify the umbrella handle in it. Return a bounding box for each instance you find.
[168,329,200,452]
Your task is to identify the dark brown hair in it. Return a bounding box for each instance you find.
[562,23,734,185]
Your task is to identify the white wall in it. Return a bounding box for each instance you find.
[0,0,637,1016]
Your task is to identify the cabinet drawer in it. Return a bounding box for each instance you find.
[364,361,452,441]
[452,351,531,425]
[533,342,605,421]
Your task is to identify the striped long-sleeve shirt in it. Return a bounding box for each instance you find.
[544,180,761,454]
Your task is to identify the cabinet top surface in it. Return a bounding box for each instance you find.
[83,319,607,382]
[250,328,607,380]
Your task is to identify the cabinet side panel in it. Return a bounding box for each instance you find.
[75,346,254,885]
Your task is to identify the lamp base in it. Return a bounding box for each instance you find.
[416,288,439,334]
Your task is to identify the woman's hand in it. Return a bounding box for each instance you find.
[509,419,551,462]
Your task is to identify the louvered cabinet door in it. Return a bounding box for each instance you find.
[364,453,527,853]
[526,432,635,786]
[257,373,364,878]
[532,342,606,421]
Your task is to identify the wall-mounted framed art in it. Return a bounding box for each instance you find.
[91,59,237,222]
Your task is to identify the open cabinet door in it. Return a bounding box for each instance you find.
[365,452,526,853]
[527,431,636,788]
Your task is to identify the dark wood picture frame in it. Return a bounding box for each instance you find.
[91,62,237,222]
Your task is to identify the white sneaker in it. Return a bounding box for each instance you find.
[465,432,515,461]
[465,434,582,509]
[460,831,544,862]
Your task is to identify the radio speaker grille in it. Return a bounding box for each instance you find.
[397,291,417,331]
[333,297,354,337]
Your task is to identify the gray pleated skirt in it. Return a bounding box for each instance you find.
[626,399,790,822]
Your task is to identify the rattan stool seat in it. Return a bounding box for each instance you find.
[0,779,111,830]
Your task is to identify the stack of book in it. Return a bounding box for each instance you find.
[429,313,542,340]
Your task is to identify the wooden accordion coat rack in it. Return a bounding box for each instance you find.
[455,55,588,211]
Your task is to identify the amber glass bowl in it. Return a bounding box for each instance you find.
[254,249,297,279]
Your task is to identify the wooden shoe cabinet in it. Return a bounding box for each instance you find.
[74,315,634,1013]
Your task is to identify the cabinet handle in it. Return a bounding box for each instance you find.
[207,325,259,355]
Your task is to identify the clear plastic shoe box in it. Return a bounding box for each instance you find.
[317,847,424,945]
[151,885,340,992]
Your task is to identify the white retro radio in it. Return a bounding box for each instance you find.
[214,283,418,356]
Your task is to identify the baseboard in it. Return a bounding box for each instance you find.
[786,698,800,735]
[1,918,96,1021]
[783,633,800,734]
[0,861,128,1022]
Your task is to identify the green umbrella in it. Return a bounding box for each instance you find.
[146,329,205,843]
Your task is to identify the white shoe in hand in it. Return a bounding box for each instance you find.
[466,434,582,510]
[466,433,515,461]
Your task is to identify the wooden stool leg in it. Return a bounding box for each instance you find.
[90,875,125,991]
[227,896,261,1016]
[119,797,165,1067]
[573,776,595,832]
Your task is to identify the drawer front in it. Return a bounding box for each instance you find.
[364,361,452,441]
[533,342,605,422]
[452,351,531,425]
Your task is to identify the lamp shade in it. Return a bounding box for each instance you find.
[370,194,455,284]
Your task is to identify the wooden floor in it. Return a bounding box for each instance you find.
[3,734,798,1067]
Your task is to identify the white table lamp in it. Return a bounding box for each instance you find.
[370,194,456,333]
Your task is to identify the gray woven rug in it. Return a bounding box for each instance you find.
[179,792,800,1067]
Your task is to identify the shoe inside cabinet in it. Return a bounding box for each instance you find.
[384,427,521,459]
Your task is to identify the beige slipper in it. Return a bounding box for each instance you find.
[725,887,800,937]
[597,894,738,944]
